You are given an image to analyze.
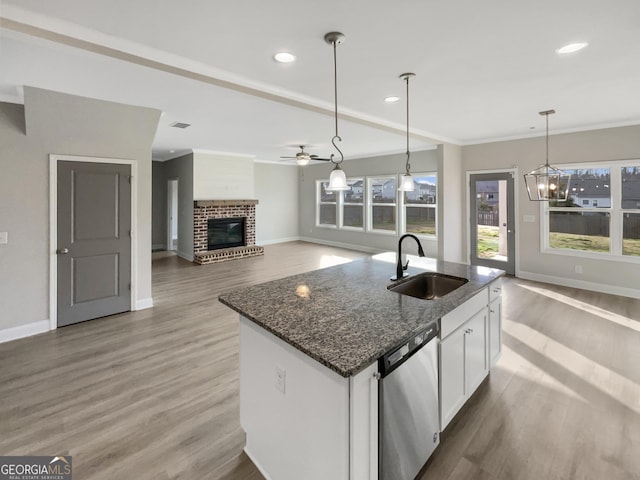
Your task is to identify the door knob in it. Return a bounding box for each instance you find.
[56,248,69,255]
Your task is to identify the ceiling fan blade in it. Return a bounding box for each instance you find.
[279,156,296,159]
[310,157,332,161]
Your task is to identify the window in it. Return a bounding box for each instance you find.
[368,176,396,232]
[317,181,336,227]
[622,166,640,256]
[545,162,640,258]
[342,178,364,229]
[404,174,437,236]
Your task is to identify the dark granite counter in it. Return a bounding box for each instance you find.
[218,253,504,377]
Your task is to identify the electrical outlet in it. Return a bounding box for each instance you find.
[275,365,286,394]
[574,265,583,274]
[0,232,7,244]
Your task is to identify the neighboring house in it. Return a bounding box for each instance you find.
[406,180,436,203]
[348,180,363,199]
[569,178,612,208]
[476,180,499,208]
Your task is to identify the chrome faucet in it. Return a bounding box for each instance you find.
[392,233,426,281]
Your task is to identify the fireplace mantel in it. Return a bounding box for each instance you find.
[194,199,259,208]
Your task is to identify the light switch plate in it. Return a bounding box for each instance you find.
[0,232,7,244]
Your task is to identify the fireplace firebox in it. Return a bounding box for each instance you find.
[207,217,246,250]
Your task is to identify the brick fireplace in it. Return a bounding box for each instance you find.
[193,200,264,265]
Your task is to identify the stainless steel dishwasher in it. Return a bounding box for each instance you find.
[379,322,440,480]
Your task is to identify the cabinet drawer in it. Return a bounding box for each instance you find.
[440,288,488,339]
[489,278,502,303]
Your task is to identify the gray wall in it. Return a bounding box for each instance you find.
[462,124,640,295]
[0,87,160,333]
[152,161,167,248]
[255,163,299,244]
[299,150,440,256]
[161,153,194,260]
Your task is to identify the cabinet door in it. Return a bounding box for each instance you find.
[439,329,465,430]
[464,310,488,395]
[489,297,502,367]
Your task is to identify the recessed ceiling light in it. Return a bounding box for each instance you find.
[384,96,400,103]
[274,52,296,63]
[556,42,589,55]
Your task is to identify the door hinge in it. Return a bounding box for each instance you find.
[128,229,131,238]
[128,283,131,291]
[128,175,132,184]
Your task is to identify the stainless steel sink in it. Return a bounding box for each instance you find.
[388,272,468,300]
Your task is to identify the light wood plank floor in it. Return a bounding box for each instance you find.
[1,241,639,479]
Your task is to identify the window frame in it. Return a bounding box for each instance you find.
[366,175,398,235]
[400,172,438,239]
[341,177,365,231]
[541,160,640,263]
[316,180,337,229]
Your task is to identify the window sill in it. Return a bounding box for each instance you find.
[542,247,640,264]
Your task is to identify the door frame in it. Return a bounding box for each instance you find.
[466,168,520,277]
[166,177,178,251]
[49,154,137,331]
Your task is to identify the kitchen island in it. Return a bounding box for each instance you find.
[219,252,504,480]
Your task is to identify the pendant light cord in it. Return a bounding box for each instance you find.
[330,39,343,165]
[405,75,411,175]
[545,112,549,168]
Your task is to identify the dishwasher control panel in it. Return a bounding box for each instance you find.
[379,322,439,377]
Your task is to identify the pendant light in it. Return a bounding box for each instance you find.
[325,32,349,192]
[398,73,416,192]
[524,110,571,201]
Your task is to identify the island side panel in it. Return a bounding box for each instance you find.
[239,316,351,480]
[349,362,379,480]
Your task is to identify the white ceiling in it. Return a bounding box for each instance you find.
[1,0,639,163]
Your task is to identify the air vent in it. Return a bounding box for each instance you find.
[170,122,191,129]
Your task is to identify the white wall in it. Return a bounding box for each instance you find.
[193,151,255,200]
[462,124,640,297]
[0,87,160,338]
[254,162,299,245]
[299,150,440,256]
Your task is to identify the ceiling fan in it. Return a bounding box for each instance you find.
[280,145,331,166]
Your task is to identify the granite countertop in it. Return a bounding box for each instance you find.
[218,252,504,377]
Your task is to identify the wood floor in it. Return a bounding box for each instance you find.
[1,241,639,479]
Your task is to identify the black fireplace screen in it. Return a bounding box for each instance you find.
[207,217,245,250]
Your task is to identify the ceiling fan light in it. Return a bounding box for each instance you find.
[296,157,310,166]
[398,174,415,192]
[327,164,349,191]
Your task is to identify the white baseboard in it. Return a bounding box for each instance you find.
[135,298,154,310]
[176,250,194,262]
[243,447,273,480]
[0,320,50,344]
[298,236,383,254]
[519,270,640,299]
[152,243,166,250]
[257,236,301,246]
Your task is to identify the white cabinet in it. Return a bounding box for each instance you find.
[439,289,489,430]
[239,317,378,480]
[488,279,502,367]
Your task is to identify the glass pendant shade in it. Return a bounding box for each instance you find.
[398,173,415,192]
[327,164,349,191]
[524,164,571,201]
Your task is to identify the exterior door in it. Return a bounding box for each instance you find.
[57,161,131,326]
[470,172,515,275]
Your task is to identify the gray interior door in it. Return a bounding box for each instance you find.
[57,161,131,327]
[470,172,516,275]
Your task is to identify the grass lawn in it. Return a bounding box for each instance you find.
[477,225,500,259]
[549,233,610,252]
